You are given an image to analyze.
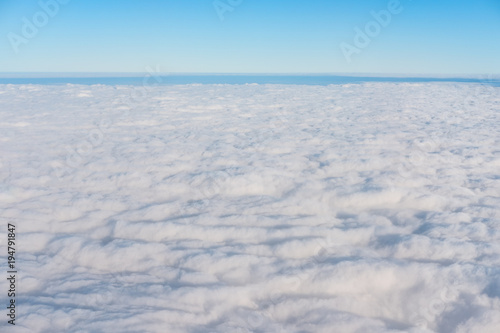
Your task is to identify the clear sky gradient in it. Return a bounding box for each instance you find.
[1,0,499,74]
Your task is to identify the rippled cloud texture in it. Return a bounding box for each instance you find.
[0,82,499,332]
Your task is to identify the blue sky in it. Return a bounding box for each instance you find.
[0,0,499,74]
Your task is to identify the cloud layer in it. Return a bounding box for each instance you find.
[0,82,499,332]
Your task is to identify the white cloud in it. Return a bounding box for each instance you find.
[0,82,499,332]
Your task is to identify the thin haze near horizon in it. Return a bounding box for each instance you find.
[0,0,499,75]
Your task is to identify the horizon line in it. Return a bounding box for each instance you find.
[0,72,499,79]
